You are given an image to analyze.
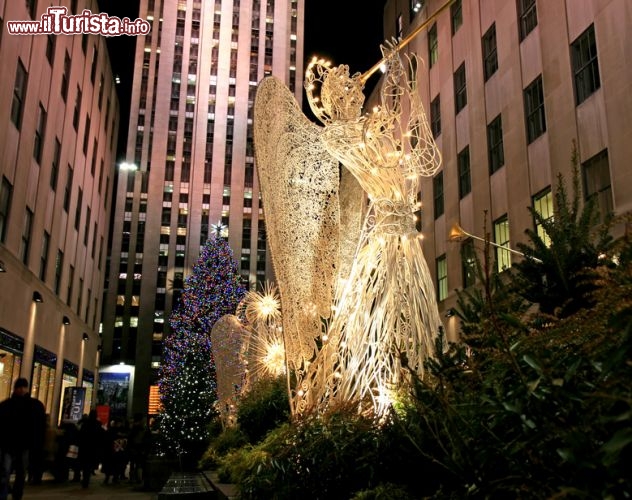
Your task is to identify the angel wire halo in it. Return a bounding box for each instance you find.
[305,57,365,125]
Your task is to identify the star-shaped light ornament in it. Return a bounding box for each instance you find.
[211,220,229,238]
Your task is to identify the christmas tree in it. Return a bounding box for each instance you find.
[158,233,246,463]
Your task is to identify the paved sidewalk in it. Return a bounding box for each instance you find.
[21,471,158,500]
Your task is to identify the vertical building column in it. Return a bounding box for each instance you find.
[51,317,69,427]
[20,292,43,380]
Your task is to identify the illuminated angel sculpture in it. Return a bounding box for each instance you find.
[304,44,443,414]
[254,43,442,416]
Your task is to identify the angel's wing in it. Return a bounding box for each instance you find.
[210,314,248,424]
[254,76,340,383]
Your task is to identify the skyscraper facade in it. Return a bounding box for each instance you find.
[101,0,304,415]
[382,0,632,339]
[0,0,119,421]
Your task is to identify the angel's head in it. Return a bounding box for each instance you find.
[321,65,365,121]
[305,58,365,124]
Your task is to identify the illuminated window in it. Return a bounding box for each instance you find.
[494,216,512,272]
[533,188,553,247]
[436,255,448,301]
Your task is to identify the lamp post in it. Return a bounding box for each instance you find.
[449,222,543,263]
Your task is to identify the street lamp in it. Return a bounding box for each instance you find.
[449,223,542,263]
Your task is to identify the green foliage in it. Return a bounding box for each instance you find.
[513,158,613,317]
[198,426,249,470]
[350,483,414,500]
[394,230,632,498]
[220,406,390,500]
[236,375,290,443]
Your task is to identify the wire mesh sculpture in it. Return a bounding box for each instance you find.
[254,42,443,416]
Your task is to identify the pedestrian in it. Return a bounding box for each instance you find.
[101,420,117,485]
[127,414,150,484]
[62,422,81,482]
[27,394,46,485]
[77,410,104,488]
[0,378,37,500]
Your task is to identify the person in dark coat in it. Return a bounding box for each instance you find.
[0,378,37,500]
[27,395,46,485]
[78,410,104,489]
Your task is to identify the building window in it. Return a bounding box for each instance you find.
[83,116,90,155]
[84,207,91,246]
[73,86,82,131]
[0,177,13,243]
[533,188,553,247]
[433,171,444,219]
[518,0,537,41]
[482,24,498,81]
[46,35,55,65]
[582,149,612,221]
[571,25,600,105]
[11,60,28,130]
[61,52,70,101]
[494,215,512,272]
[75,188,82,231]
[20,208,33,265]
[50,139,61,191]
[33,103,47,164]
[524,76,546,143]
[436,254,448,301]
[396,13,403,40]
[430,94,441,138]
[457,146,471,199]
[487,114,504,174]
[27,0,36,18]
[77,278,83,314]
[40,231,50,281]
[63,165,73,212]
[54,250,63,295]
[454,63,467,113]
[451,0,462,35]
[90,46,98,84]
[67,265,74,306]
[428,23,438,67]
[461,239,477,288]
[98,75,105,109]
